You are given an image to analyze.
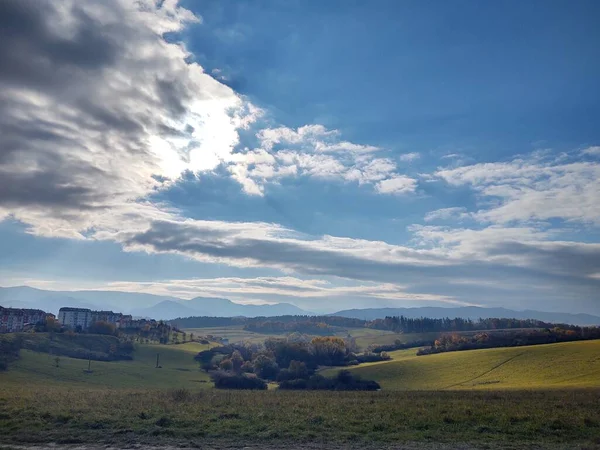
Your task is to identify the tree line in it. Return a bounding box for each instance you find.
[172,314,568,335]
[417,326,600,356]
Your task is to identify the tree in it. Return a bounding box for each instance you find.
[288,360,309,379]
[253,354,279,380]
[88,321,117,336]
[231,350,244,374]
[219,358,233,371]
[310,337,347,366]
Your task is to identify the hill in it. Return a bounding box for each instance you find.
[334,340,600,390]
[332,306,600,326]
[0,332,133,361]
[134,297,307,320]
[0,340,213,389]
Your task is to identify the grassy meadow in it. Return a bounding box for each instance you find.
[1,387,599,447]
[332,340,600,390]
[0,341,212,389]
[2,333,600,447]
[182,324,430,350]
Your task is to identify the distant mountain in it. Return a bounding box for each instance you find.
[331,306,600,326]
[133,297,308,320]
[0,286,308,320]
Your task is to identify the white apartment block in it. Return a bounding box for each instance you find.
[58,307,92,329]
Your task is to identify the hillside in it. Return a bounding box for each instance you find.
[337,340,600,390]
[0,332,133,361]
[0,341,213,389]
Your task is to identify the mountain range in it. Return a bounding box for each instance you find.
[2,286,599,325]
[0,286,307,320]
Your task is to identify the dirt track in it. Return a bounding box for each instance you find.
[1,443,596,450]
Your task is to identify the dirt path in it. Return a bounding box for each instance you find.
[1,442,593,450]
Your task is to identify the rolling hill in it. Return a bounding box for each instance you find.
[334,340,600,390]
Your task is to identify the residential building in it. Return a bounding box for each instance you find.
[0,307,49,333]
[58,307,92,330]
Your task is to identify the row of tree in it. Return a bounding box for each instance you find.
[173,314,570,335]
[417,326,600,355]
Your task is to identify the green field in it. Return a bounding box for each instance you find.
[0,341,212,389]
[182,324,429,350]
[331,340,600,390]
[2,338,600,447]
[0,387,599,448]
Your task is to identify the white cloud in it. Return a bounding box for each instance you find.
[436,158,600,225]
[582,146,600,156]
[424,207,469,222]
[375,176,417,195]
[226,123,417,196]
[399,152,420,162]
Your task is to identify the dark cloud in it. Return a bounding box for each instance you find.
[0,0,118,89]
[115,219,600,310]
[0,0,228,233]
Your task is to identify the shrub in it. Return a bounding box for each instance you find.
[211,371,268,390]
[279,370,380,391]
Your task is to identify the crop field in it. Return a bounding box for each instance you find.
[336,340,600,390]
[0,341,212,389]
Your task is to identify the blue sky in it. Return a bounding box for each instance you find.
[0,0,599,314]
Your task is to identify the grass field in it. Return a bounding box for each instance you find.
[182,325,431,350]
[331,340,600,390]
[2,339,600,447]
[0,387,599,447]
[0,341,212,389]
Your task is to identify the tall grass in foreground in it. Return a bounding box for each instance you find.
[1,386,599,446]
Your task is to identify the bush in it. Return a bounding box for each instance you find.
[279,370,380,391]
[211,371,268,390]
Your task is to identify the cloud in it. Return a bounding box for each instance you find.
[435,157,600,225]
[424,207,469,222]
[399,152,420,162]
[227,124,417,196]
[375,176,418,195]
[0,0,256,237]
[582,146,600,156]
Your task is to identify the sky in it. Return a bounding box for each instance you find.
[0,0,599,314]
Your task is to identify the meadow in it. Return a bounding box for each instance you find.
[335,340,600,390]
[2,335,600,447]
[0,387,599,448]
[182,324,430,349]
[0,341,212,389]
